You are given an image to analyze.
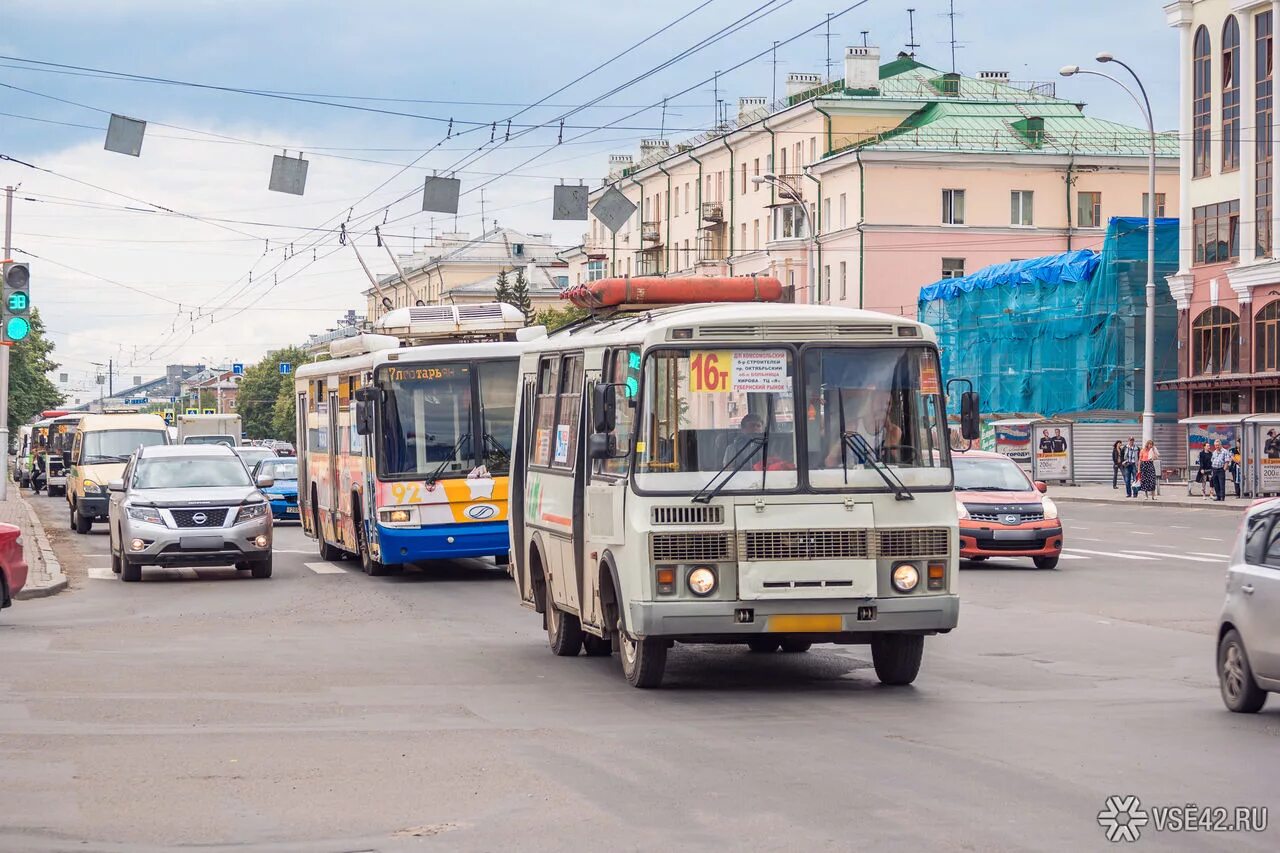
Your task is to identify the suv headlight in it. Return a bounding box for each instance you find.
[237,502,268,522]
[83,481,101,494]
[126,505,164,525]
[955,499,970,520]
[1041,497,1059,520]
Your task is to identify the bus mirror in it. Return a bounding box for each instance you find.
[355,401,374,436]
[62,451,72,468]
[960,392,980,441]
[354,387,377,404]
[593,383,617,433]
[589,432,616,460]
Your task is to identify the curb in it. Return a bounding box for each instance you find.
[1054,494,1248,513]
[10,486,68,600]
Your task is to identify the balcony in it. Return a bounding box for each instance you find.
[772,175,806,201]
[701,201,724,223]
[641,220,662,243]
[637,254,663,276]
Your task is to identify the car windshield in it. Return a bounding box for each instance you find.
[235,449,275,469]
[83,429,167,463]
[184,435,235,446]
[954,456,1033,491]
[133,456,253,489]
[256,459,298,480]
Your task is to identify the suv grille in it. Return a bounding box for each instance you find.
[968,510,1045,523]
[651,505,723,525]
[170,508,229,528]
[739,529,870,561]
[877,527,950,557]
[650,532,733,562]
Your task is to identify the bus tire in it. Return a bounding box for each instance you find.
[546,604,583,657]
[356,512,390,577]
[618,615,667,689]
[582,633,612,656]
[313,500,343,562]
[871,634,924,686]
[780,639,812,653]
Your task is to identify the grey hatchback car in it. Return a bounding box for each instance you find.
[108,444,274,582]
[1218,497,1280,712]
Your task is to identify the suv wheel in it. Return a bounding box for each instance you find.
[250,556,273,579]
[119,557,142,583]
[1218,629,1268,713]
[74,504,92,534]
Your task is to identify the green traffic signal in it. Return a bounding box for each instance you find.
[7,291,28,313]
[6,316,30,341]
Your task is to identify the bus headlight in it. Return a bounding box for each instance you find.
[1041,497,1059,520]
[380,509,412,524]
[83,481,101,494]
[687,566,718,597]
[955,499,970,520]
[891,563,920,593]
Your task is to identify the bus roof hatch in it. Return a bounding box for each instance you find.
[375,302,527,344]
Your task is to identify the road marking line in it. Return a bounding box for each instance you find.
[1076,537,1105,542]
[1170,525,1190,529]
[1121,550,1222,564]
[1129,531,1154,535]
[1200,537,1223,542]
[1066,548,1156,561]
[274,549,315,554]
[304,561,349,574]
[1056,553,1089,560]
[1191,551,1227,559]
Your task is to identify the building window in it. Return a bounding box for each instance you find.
[1192,200,1241,264]
[752,219,759,250]
[554,275,569,289]
[1257,300,1280,371]
[1193,25,1211,177]
[684,182,690,213]
[673,186,679,216]
[1077,191,1103,228]
[1224,16,1242,172]
[780,147,787,174]
[1258,11,1274,255]
[1010,190,1033,226]
[839,260,847,301]
[839,193,847,229]
[809,136,817,163]
[1192,390,1242,415]
[741,163,747,195]
[822,265,831,303]
[587,260,605,282]
[1142,193,1167,218]
[740,222,747,253]
[774,204,807,239]
[1256,388,1280,412]
[941,258,966,279]
[1192,306,1240,374]
[753,157,760,191]
[942,189,966,225]
[822,197,831,229]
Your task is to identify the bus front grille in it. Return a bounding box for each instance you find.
[650,532,733,562]
[739,529,870,561]
[651,505,724,526]
[877,527,950,557]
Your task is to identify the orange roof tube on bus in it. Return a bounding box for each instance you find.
[561,274,784,310]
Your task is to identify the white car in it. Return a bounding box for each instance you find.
[1217,497,1280,712]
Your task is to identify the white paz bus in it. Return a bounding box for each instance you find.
[510,277,978,688]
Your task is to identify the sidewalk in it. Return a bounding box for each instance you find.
[0,477,67,598]
[1050,482,1253,511]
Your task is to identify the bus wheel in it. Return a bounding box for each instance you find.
[618,617,667,688]
[582,633,612,657]
[746,639,780,653]
[356,517,390,577]
[780,639,812,653]
[313,505,343,562]
[871,634,924,686]
[546,604,583,656]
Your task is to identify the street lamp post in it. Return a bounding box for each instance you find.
[1061,56,1158,444]
[753,173,818,303]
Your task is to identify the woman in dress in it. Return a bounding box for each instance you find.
[1139,439,1160,500]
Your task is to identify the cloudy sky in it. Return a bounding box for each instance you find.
[1,0,1175,398]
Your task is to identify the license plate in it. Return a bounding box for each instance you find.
[766,614,842,633]
[283,509,297,516]
[179,535,223,551]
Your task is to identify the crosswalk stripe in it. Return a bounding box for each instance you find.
[1192,551,1227,559]
[1066,548,1156,561]
[305,561,349,574]
[87,567,114,580]
[1120,550,1222,564]
[1056,553,1089,560]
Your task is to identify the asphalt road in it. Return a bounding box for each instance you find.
[1,491,1276,852]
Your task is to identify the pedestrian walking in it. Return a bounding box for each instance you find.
[1211,439,1231,501]
[1139,439,1160,500]
[1230,445,1243,498]
[1196,442,1214,499]
[1122,437,1140,498]
[1111,440,1124,489]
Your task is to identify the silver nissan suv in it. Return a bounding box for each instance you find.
[108,444,274,582]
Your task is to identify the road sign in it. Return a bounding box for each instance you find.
[105,114,146,157]
[202,408,216,414]
[125,397,148,405]
[185,408,198,415]
[552,185,589,221]
[232,363,244,376]
[279,362,292,375]
[591,186,638,234]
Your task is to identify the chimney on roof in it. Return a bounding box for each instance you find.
[607,153,634,181]
[786,72,823,99]
[738,96,768,123]
[979,71,1010,84]
[844,46,881,91]
[639,138,670,159]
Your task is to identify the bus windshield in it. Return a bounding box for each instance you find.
[633,345,950,494]
[83,429,168,463]
[376,359,516,480]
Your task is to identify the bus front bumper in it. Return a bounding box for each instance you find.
[374,521,509,564]
[626,594,959,641]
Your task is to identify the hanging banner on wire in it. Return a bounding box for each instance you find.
[422,176,461,214]
[269,153,309,195]
[553,185,589,221]
[105,114,146,157]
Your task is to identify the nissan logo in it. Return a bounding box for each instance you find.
[465,504,498,520]
[1000,514,1020,525]
[192,512,208,525]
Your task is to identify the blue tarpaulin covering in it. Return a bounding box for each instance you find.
[918,217,1179,417]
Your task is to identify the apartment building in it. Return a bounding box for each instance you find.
[586,47,1177,316]
[1163,0,1280,416]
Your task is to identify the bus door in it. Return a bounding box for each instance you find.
[296,391,309,532]
[327,389,341,523]
[512,375,536,603]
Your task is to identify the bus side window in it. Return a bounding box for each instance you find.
[600,348,639,476]
[71,432,83,465]
[552,355,584,471]
[531,356,560,467]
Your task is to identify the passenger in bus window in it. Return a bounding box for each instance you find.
[722,413,763,465]
[821,387,903,467]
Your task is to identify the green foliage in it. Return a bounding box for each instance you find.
[7,309,63,432]
[493,268,511,304]
[270,383,296,439]
[237,345,311,440]
[509,268,533,322]
[533,305,588,332]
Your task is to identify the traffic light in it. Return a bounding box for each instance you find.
[2,261,31,343]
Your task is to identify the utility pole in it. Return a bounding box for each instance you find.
[772,41,779,103]
[948,0,959,73]
[108,357,113,399]
[1,186,12,501]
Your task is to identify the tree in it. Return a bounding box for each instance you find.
[509,268,533,322]
[7,309,63,433]
[237,345,311,439]
[493,268,512,305]
[533,305,588,332]
[270,382,296,439]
